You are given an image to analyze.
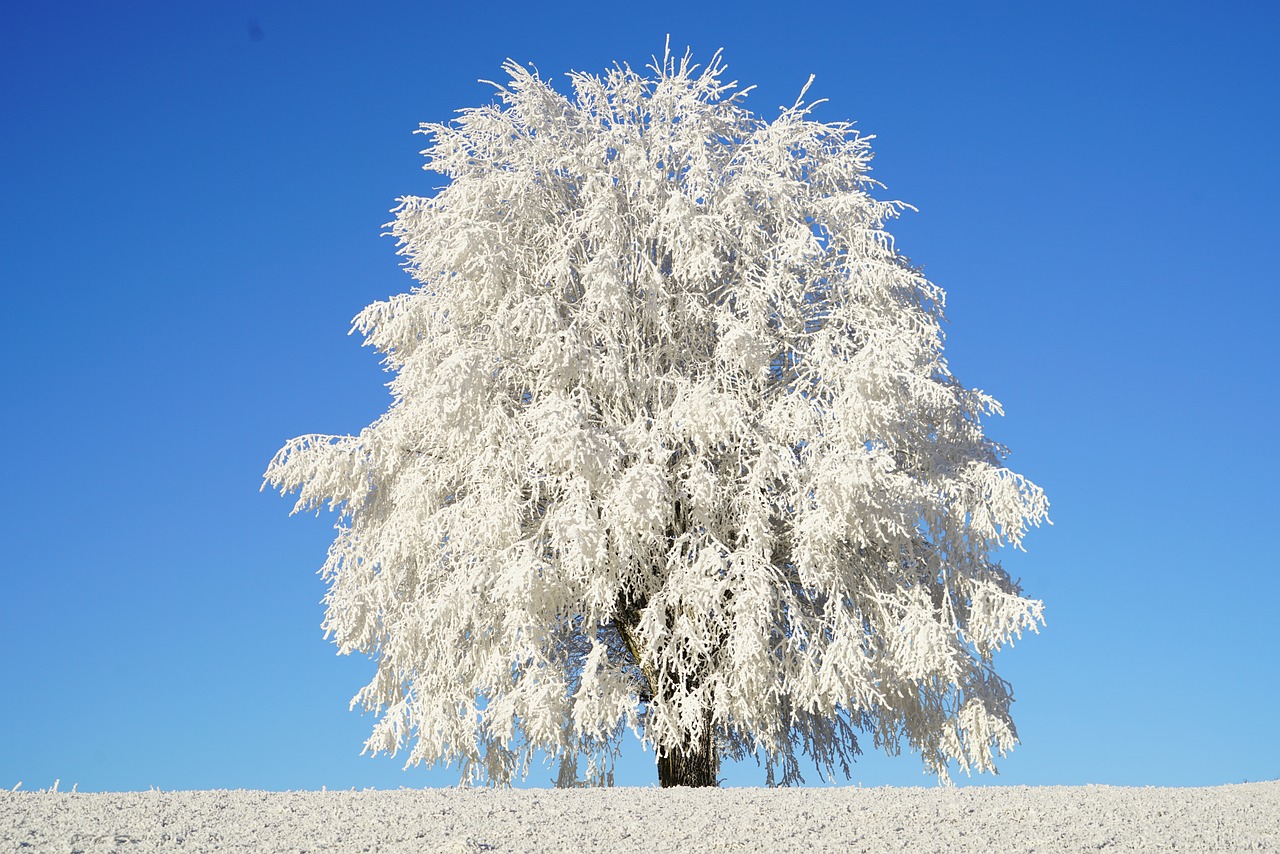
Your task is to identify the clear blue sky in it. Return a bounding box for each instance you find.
[3,1,1277,792]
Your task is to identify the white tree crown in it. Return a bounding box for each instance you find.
[265,44,1049,786]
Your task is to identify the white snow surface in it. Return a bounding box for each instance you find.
[5,783,1277,852]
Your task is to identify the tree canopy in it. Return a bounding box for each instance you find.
[265,45,1049,787]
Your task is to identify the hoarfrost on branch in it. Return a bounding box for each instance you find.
[265,44,1049,787]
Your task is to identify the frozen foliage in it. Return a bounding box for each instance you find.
[264,44,1049,787]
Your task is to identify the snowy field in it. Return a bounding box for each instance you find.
[4,783,1277,852]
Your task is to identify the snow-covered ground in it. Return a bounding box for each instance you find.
[5,783,1277,852]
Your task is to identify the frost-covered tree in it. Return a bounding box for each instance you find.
[264,45,1049,788]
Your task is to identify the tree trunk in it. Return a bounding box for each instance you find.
[616,508,722,788]
[656,709,719,788]
[617,617,720,787]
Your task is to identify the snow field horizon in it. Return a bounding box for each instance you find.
[6,783,1278,852]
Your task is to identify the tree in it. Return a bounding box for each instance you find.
[264,44,1049,788]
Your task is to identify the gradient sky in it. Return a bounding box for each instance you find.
[3,1,1277,792]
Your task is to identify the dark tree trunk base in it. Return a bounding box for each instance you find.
[657,750,718,787]
[657,720,719,787]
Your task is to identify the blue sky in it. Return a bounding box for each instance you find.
[3,1,1277,792]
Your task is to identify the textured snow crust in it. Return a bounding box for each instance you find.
[5,783,1278,852]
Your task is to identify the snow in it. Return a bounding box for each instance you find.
[6,783,1277,852]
